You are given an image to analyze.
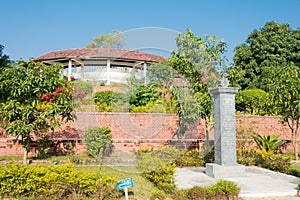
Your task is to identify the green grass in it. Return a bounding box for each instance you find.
[69,165,160,200]
[0,155,22,161]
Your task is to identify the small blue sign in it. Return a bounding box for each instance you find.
[117,178,134,190]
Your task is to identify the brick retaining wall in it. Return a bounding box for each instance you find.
[0,113,298,156]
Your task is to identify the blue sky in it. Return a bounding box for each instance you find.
[1,0,300,64]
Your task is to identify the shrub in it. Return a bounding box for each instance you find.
[255,149,292,173]
[175,149,205,167]
[137,155,176,192]
[74,80,93,100]
[149,190,167,200]
[129,84,161,107]
[93,90,127,112]
[252,134,286,153]
[0,163,118,199]
[171,189,188,200]
[152,146,181,164]
[130,100,169,113]
[136,147,179,192]
[94,90,114,105]
[188,186,206,200]
[206,179,240,199]
[237,148,292,174]
[84,127,112,160]
[237,147,257,166]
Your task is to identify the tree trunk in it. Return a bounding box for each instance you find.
[295,133,298,161]
[23,147,28,165]
[205,118,210,149]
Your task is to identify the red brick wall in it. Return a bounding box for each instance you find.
[236,116,293,140]
[0,113,298,156]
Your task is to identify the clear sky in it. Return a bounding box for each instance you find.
[1,0,300,64]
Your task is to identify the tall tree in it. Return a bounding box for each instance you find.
[0,45,11,102]
[0,45,10,69]
[0,61,74,164]
[267,64,300,160]
[146,62,175,89]
[86,30,125,48]
[227,21,300,90]
[169,29,228,137]
[176,29,227,88]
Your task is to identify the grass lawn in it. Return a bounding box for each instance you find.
[75,165,160,200]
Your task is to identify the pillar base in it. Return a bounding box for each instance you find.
[205,163,246,178]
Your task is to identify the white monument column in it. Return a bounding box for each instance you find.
[206,78,245,178]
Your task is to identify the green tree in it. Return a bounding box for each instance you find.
[227,21,300,90]
[147,62,176,89]
[0,45,11,102]
[129,83,161,107]
[268,64,300,160]
[86,30,125,48]
[0,61,74,164]
[235,89,270,115]
[0,45,10,69]
[84,127,112,160]
[169,29,227,137]
[176,29,227,88]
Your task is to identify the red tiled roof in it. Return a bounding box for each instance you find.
[35,48,167,62]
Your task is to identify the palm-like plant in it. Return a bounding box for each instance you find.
[252,134,286,152]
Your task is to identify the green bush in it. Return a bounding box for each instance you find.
[255,149,292,173]
[237,148,292,174]
[171,189,188,200]
[237,147,257,166]
[136,147,179,192]
[129,84,161,107]
[137,155,176,192]
[84,127,112,160]
[0,163,118,199]
[252,134,286,152]
[149,190,167,200]
[206,179,240,199]
[175,150,205,167]
[93,90,127,112]
[94,90,114,105]
[188,186,206,200]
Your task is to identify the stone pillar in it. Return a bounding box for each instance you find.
[205,78,245,178]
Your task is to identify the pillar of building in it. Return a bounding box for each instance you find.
[205,78,245,178]
[68,59,72,81]
[80,64,84,80]
[106,59,111,84]
[143,62,147,83]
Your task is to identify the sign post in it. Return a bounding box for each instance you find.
[117,178,134,200]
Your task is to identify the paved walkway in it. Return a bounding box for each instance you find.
[175,166,300,199]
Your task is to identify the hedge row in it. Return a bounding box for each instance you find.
[0,163,120,200]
